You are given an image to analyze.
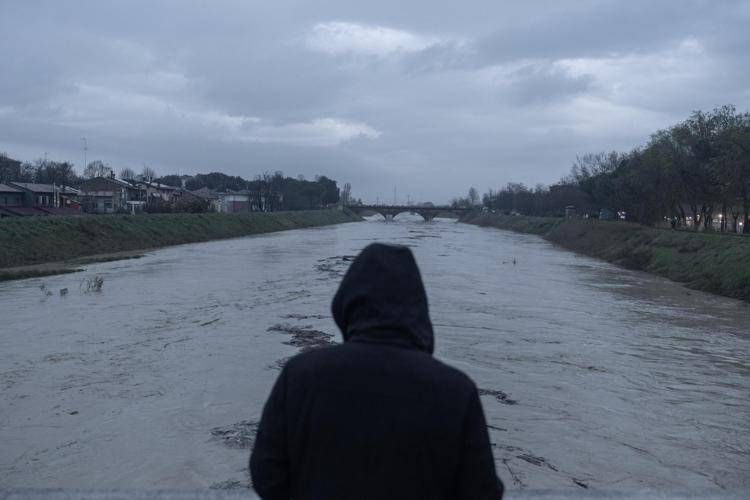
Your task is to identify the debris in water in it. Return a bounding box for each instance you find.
[210,479,247,490]
[478,388,517,405]
[282,313,328,320]
[161,337,190,351]
[59,288,68,296]
[210,420,259,449]
[501,458,525,488]
[268,323,335,352]
[487,423,508,432]
[80,275,104,294]
[573,478,589,489]
[516,453,558,471]
[315,255,357,278]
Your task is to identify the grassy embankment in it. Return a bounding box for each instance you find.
[463,213,750,302]
[0,209,361,281]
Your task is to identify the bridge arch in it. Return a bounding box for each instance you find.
[350,205,470,222]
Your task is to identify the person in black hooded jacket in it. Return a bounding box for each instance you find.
[250,243,503,500]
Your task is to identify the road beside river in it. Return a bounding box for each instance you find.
[1,217,748,490]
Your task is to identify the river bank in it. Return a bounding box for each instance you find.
[0,209,360,281]
[462,213,750,302]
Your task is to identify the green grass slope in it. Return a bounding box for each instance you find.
[0,209,360,269]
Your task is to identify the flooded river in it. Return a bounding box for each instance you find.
[1,217,749,490]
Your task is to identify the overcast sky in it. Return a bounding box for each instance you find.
[1,1,749,202]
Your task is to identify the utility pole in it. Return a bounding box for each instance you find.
[393,185,397,205]
[81,137,87,172]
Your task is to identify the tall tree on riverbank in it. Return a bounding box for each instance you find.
[545,106,750,230]
[471,106,750,230]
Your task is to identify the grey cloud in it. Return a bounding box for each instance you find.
[1,0,749,203]
[494,63,595,106]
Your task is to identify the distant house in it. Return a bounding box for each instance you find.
[219,190,251,213]
[78,176,144,214]
[189,188,253,213]
[0,183,25,217]
[132,180,180,204]
[190,188,221,212]
[58,186,82,209]
[0,182,82,216]
[10,182,57,208]
[0,183,23,207]
[173,189,209,212]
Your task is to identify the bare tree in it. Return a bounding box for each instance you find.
[84,160,112,179]
[341,182,352,207]
[468,187,479,206]
[141,166,156,182]
[119,167,136,181]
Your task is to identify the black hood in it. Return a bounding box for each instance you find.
[331,243,434,354]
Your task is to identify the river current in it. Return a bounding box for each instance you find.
[1,217,749,490]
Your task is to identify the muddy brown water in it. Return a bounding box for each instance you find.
[1,216,749,490]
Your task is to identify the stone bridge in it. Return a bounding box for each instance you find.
[350,205,471,222]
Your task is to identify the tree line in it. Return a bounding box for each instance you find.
[454,105,750,233]
[156,171,349,211]
[0,152,356,212]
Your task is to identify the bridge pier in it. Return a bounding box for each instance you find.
[416,211,436,222]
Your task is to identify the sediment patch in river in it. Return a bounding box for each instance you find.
[478,388,518,405]
[267,323,336,352]
[210,420,259,450]
[315,255,356,279]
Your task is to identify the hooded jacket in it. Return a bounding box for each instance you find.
[250,243,502,500]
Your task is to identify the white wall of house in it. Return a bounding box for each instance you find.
[219,194,250,213]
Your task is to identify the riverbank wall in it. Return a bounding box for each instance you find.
[0,209,361,280]
[462,213,750,302]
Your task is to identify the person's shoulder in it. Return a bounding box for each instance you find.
[283,343,346,370]
[429,357,478,387]
[283,345,478,393]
